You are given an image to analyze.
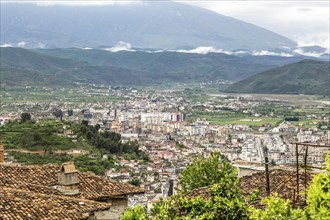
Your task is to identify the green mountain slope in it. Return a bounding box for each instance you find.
[224,60,330,95]
[1,47,281,87]
[0,47,158,86]
[38,48,300,81]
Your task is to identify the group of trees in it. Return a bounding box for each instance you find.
[52,109,75,120]
[21,112,31,123]
[73,155,116,175]
[21,110,74,123]
[74,121,150,161]
[121,153,330,220]
[9,115,149,173]
[7,117,76,151]
[8,151,71,165]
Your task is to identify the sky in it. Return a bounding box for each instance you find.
[180,1,330,50]
[2,0,329,51]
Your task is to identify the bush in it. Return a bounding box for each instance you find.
[249,195,306,220]
[306,155,330,219]
[179,151,236,193]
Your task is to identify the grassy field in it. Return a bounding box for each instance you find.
[185,111,283,127]
[2,91,121,103]
[208,117,282,126]
[292,108,329,114]
[291,119,324,128]
[206,89,330,104]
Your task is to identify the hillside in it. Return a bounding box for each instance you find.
[1,2,295,50]
[38,48,304,78]
[224,60,330,95]
[0,119,148,174]
[1,47,287,87]
[0,47,158,86]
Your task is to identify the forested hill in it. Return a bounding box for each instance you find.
[224,60,330,95]
[0,47,154,86]
[1,47,293,87]
[38,48,303,79]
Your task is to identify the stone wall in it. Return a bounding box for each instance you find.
[92,198,128,220]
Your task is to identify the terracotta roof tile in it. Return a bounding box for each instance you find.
[239,169,313,207]
[185,169,314,207]
[0,188,111,220]
[0,164,144,200]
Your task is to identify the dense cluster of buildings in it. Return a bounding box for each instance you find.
[1,86,329,218]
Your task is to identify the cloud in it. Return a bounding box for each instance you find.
[0,43,13,47]
[296,33,330,53]
[176,46,294,57]
[293,48,323,58]
[104,41,135,52]
[17,41,27,47]
[251,50,293,57]
[37,42,45,48]
[176,46,233,55]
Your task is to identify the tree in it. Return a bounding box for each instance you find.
[81,120,89,126]
[67,109,74,117]
[306,155,330,219]
[249,195,306,220]
[129,179,141,187]
[121,152,248,220]
[147,183,248,220]
[121,154,330,220]
[21,112,31,123]
[121,206,147,220]
[52,109,63,121]
[94,124,101,131]
[178,151,236,193]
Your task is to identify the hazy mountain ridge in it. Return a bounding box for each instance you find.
[1,47,298,87]
[224,60,330,95]
[37,48,287,80]
[38,47,309,79]
[1,2,296,51]
[0,47,153,86]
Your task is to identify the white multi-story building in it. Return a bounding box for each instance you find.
[141,112,183,125]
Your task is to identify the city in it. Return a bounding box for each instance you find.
[1,84,329,212]
[1,1,329,219]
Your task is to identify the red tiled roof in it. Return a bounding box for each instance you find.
[0,188,111,220]
[239,169,313,207]
[0,164,144,200]
[185,169,314,207]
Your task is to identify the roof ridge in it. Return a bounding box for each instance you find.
[0,187,112,207]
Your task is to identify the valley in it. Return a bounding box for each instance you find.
[1,1,329,219]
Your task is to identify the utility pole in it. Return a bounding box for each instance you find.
[264,146,270,196]
[304,146,308,205]
[296,143,299,205]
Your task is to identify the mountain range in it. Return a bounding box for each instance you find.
[1,2,328,95]
[1,47,305,87]
[37,48,306,79]
[1,2,296,51]
[1,47,328,95]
